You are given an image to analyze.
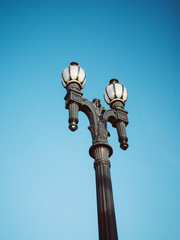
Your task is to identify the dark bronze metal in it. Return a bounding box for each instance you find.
[63,75,129,240]
[70,61,79,66]
[109,78,119,84]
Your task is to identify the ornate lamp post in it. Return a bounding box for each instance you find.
[61,62,129,240]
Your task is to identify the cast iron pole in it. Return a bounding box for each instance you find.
[62,63,129,240]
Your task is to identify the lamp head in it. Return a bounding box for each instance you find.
[104,79,128,108]
[62,62,86,89]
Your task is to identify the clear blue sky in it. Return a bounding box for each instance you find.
[0,0,180,239]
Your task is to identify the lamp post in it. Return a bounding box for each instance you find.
[61,62,129,240]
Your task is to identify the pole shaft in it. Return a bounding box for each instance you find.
[93,146,118,240]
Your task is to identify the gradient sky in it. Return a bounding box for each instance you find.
[0,0,180,239]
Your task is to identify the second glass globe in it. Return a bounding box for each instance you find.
[104,79,128,105]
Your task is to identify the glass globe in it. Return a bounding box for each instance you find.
[62,62,86,89]
[104,79,128,105]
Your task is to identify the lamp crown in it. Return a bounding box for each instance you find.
[70,62,79,66]
[109,79,119,84]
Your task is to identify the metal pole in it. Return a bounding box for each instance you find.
[62,65,129,239]
[91,145,118,240]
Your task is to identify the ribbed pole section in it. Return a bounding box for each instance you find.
[93,146,118,240]
[116,121,128,150]
[68,102,79,131]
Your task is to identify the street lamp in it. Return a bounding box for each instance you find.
[61,62,129,240]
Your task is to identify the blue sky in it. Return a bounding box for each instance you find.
[0,0,180,239]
